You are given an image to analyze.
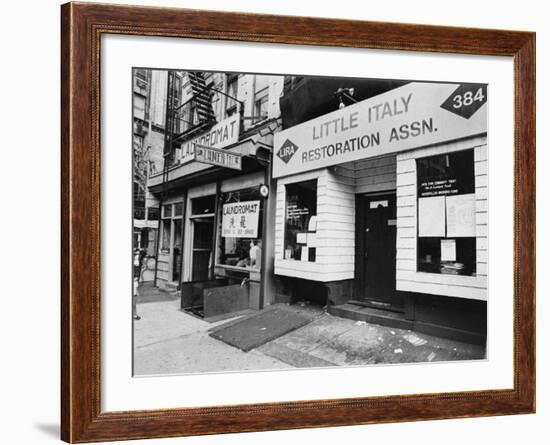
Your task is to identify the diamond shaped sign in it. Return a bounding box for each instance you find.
[276,139,299,164]
[440,83,488,119]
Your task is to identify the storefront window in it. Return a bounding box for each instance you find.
[191,195,215,215]
[160,202,184,253]
[254,88,268,121]
[161,219,170,252]
[173,202,184,217]
[217,188,263,269]
[162,204,172,219]
[284,180,317,262]
[225,75,239,117]
[416,150,476,275]
[211,81,224,122]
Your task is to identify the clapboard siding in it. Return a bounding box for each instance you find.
[316,246,355,256]
[397,280,486,300]
[316,169,356,280]
[354,156,395,169]
[395,136,488,300]
[354,155,396,194]
[273,136,489,298]
[396,270,487,288]
[355,163,395,177]
[314,238,355,248]
[397,184,416,197]
[396,205,416,218]
[274,168,355,282]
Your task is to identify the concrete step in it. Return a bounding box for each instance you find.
[164,281,179,294]
[329,303,413,331]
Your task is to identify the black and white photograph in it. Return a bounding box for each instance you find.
[4,0,546,443]
[132,68,488,376]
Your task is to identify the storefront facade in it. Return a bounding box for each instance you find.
[272,80,488,343]
[148,71,283,318]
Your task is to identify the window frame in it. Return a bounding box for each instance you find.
[415,149,477,276]
[283,179,318,263]
[215,187,264,272]
[252,86,269,122]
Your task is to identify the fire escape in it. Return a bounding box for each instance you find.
[162,71,217,182]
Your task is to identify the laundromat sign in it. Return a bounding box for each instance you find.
[273,82,487,178]
[179,113,240,164]
[221,200,260,238]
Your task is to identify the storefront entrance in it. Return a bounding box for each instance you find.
[191,218,214,281]
[172,219,183,282]
[356,193,401,307]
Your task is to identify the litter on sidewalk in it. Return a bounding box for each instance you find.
[403,333,428,346]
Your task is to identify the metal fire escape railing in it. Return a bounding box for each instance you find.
[162,70,177,181]
[162,71,220,173]
[162,71,247,173]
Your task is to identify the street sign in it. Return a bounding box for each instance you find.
[193,143,242,170]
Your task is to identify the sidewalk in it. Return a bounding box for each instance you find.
[133,298,292,376]
[134,287,485,376]
[257,305,485,367]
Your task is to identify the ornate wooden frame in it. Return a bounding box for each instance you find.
[61,2,536,442]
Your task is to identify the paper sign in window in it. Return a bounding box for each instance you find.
[296,232,307,244]
[418,196,446,237]
[441,239,457,262]
[308,215,317,232]
[446,193,476,237]
[370,200,389,209]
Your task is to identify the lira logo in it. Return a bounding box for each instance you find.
[277,139,299,164]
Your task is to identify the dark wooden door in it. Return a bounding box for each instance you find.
[192,218,214,281]
[360,194,399,305]
[172,219,182,282]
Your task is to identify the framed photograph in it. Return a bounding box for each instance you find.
[61,2,535,442]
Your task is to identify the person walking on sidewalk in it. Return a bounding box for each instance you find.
[133,248,146,320]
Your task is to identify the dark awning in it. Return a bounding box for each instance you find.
[280,76,409,129]
[148,155,267,196]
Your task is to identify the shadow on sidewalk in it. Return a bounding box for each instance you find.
[137,282,179,304]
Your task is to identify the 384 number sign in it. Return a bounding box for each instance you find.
[441,83,488,119]
[452,88,485,109]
